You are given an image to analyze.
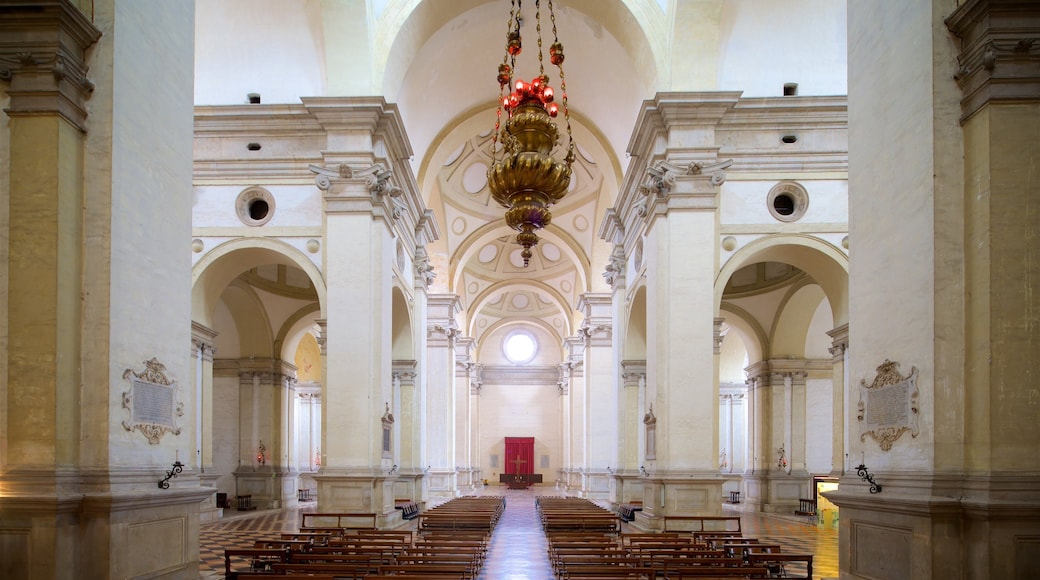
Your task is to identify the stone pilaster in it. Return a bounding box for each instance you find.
[826,323,848,476]
[742,361,772,511]
[233,360,299,509]
[425,295,460,500]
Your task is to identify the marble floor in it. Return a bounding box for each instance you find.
[200,488,838,579]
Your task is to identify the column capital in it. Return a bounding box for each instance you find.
[827,323,849,361]
[0,1,102,131]
[713,317,727,354]
[314,319,328,355]
[947,0,1040,122]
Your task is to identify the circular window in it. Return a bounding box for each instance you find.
[236,187,276,227]
[503,330,537,365]
[767,181,809,222]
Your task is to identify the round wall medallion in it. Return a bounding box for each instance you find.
[306,239,320,253]
[722,236,737,251]
[235,187,276,227]
[767,181,809,222]
[191,238,204,253]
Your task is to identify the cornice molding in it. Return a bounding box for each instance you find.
[946,0,1040,122]
[0,0,102,131]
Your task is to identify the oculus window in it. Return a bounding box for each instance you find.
[504,331,537,365]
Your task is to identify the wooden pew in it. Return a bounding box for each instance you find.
[378,562,476,579]
[300,511,378,530]
[746,552,814,579]
[662,515,742,533]
[660,565,770,578]
[222,547,289,579]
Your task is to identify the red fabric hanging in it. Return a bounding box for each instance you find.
[504,437,534,475]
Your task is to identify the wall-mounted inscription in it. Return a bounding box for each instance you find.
[381,402,394,459]
[643,404,657,461]
[858,360,919,451]
[122,358,183,444]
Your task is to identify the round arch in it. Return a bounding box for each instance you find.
[466,278,574,340]
[769,281,828,359]
[451,222,591,295]
[274,303,322,363]
[623,283,648,361]
[391,285,415,360]
[719,302,768,363]
[476,317,564,363]
[716,235,848,325]
[192,238,327,328]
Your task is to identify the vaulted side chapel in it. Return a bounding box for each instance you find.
[1,1,1038,579]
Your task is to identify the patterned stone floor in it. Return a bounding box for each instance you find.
[200,489,838,579]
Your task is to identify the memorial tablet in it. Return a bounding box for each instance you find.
[858,360,919,451]
[121,358,183,444]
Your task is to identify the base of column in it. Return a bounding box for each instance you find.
[198,471,223,523]
[424,468,457,501]
[313,470,405,528]
[609,472,645,512]
[234,468,299,509]
[0,467,213,579]
[825,471,1040,579]
[629,472,726,532]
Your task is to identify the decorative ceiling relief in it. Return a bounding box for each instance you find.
[857,360,920,451]
[121,358,184,445]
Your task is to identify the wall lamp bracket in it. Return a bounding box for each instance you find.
[158,461,184,489]
[856,464,882,493]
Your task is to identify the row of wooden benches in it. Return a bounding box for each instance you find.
[224,498,504,579]
[226,530,492,579]
[544,527,814,579]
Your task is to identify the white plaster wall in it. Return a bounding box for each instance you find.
[804,298,833,358]
[193,185,323,228]
[805,377,833,473]
[719,333,749,384]
[213,300,242,360]
[194,0,325,105]
[477,324,564,366]
[106,1,195,466]
[720,180,848,226]
[478,383,563,485]
[718,0,847,97]
[213,374,242,494]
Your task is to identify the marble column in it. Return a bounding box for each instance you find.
[306,98,433,528]
[0,3,209,578]
[828,2,1040,578]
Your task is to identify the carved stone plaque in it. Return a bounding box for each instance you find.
[122,358,183,444]
[858,360,919,451]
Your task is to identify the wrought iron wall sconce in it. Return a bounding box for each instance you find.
[640,465,649,476]
[606,466,614,474]
[388,464,398,475]
[158,461,184,489]
[856,464,882,493]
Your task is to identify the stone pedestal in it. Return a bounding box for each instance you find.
[234,469,299,510]
[314,472,404,528]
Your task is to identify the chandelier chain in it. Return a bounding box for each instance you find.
[548,0,574,164]
[492,0,521,164]
[536,0,544,79]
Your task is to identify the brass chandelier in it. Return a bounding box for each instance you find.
[488,0,574,267]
